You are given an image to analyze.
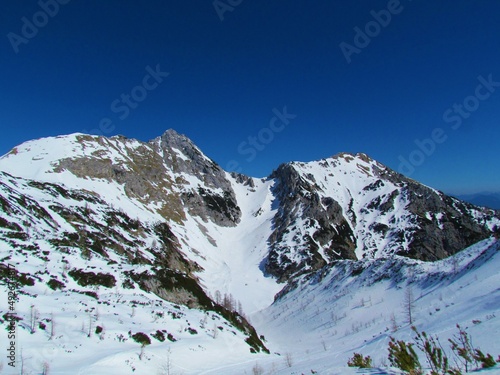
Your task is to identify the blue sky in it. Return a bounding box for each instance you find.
[1,1,499,194]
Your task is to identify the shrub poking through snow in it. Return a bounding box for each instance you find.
[448,324,497,371]
[132,332,151,361]
[347,352,372,368]
[351,325,498,374]
[388,336,421,374]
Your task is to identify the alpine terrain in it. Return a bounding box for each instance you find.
[0,129,499,374]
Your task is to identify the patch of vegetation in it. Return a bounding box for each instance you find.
[151,330,165,342]
[370,222,389,234]
[122,278,135,289]
[351,263,365,276]
[68,269,116,288]
[352,325,499,374]
[0,217,22,231]
[71,289,99,299]
[47,278,65,290]
[105,208,141,232]
[128,267,268,353]
[0,264,35,287]
[388,337,421,374]
[48,231,80,248]
[88,237,110,258]
[153,222,177,247]
[128,267,213,309]
[4,231,28,240]
[131,332,151,346]
[14,194,48,219]
[0,195,13,213]
[167,333,177,342]
[347,353,372,368]
[448,324,497,371]
[2,313,22,323]
[363,179,384,191]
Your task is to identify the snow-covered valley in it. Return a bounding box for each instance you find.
[0,130,499,374]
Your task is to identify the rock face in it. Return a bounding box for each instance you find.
[153,130,241,226]
[0,131,498,287]
[51,130,241,226]
[264,153,498,281]
[267,164,357,282]
[0,169,269,353]
[401,182,494,260]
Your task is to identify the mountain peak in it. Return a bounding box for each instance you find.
[328,152,374,163]
[154,128,204,158]
[159,128,193,144]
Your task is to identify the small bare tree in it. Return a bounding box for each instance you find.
[29,305,39,334]
[284,352,293,367]
[321,340,327,351]
[158,347,173,375]
[139,345,145,361]
[451,256,460,274]
[214,290,222,305]
[390,313,398,333]
[200,314,208,329]
[251,362,264,375]
[403,285,416,325]
[87,312,93,338]
[49,313,55,340]
[19,349,32,375]
[211,323,218,339]
[42,361,50,375]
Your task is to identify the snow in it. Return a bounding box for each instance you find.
[285,154,419,260]
[0,136,499,374]
[171,174,282,315]
[204,239,500,374]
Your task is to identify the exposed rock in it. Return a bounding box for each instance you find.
[264,153,498,281]
[152,129,241,226]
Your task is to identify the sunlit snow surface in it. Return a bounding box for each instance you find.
[0,134,498,374]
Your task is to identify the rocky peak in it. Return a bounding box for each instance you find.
[264,154,499,282]
[150,130,242,226]
[267,162,357,281]
[154,129,226,189]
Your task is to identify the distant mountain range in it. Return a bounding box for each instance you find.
[454,192,500,210]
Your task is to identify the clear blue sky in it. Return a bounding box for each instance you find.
[1,1,499,194]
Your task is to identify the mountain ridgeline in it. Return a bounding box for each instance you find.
[0,129,498,360]
[266,154,498,281]
[1,130,497,282]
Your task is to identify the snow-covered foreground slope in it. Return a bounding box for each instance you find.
[205,238,500,374]
[2,231,498,374]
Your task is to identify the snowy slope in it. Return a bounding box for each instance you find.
[207,238,500,374]
[176,175,282,315]
[0,131,499,374]
[0,170,269,374]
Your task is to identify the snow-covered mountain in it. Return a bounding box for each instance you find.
[0,129,498,374]
[267,153,498,281]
